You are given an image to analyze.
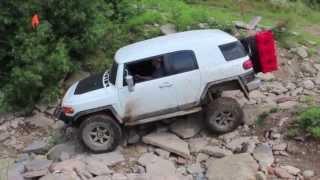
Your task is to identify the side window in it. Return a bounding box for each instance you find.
[123,56,166,85]
[166,51,198,75]
[219,41,247,61]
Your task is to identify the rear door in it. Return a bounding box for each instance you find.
[164,51,201,109]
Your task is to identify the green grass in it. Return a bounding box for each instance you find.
[130,0,320,46]
[298,106,320,139]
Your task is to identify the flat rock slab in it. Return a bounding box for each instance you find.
[23,169,48,178]
[47,143,77,161]
[142,132,190,158]
[89,151,125,166]
[39,172,79,180]
[169,114,203,139]
[138,153,182,180]
[253,144,274,169]
[207,153,259,180]
[200,145,232,158]
[23,140,49,154]
[25,159,52,172]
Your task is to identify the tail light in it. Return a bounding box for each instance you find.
[62,107,74,114]
[243,59,253,70]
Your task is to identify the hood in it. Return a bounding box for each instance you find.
[74,73,104,95]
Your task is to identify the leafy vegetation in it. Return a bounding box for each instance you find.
[0,0,319,111]
[298,107,320,139]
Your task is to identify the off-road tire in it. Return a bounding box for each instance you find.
[79,114,122,153]
[205,97,243,134]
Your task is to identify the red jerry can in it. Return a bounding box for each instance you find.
[255,30,278,73]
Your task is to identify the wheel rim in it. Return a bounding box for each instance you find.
[210,111,235,130]
[87,124,113,147]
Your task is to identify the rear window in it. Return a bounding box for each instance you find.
[219,41,247,61]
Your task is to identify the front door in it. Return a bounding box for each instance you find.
[118,56,178,122]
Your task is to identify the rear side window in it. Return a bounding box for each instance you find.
[166,51,198,75]
[219,41,247,61]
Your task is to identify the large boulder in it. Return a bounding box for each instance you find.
[138,153,181,180]
[143,132,190,158]
[88,151,125,166]
[47,143,77,161]
[169,114,203,139]
[252,144,274,170]
[206,153,259,180]
[23,140,49,154]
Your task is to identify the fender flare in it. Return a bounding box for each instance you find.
[200,76,249,103]
[73,105,123,124]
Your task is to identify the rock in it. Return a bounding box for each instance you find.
[160,24,177,35]
[256,72,275,81]
[0,132,10,142]
[302,80,315,90]
[291,87,304,96]
[7,162,25,180]
[207,153,259,180]
[272,143,287,151]
[50,159,92,179]
[63,71,90,88]
[252,144,274,169]
[278,101,298,110]
[314,64,320,71]
[188,137,208,153]
[86,158,112,176]
[219,130,240,142]
[89,151,125,166]
[196,153,209,163]
[154,148,170,159]
[25,159,52,172]
[270,132,281,139]
[198,23,209,29]
[90,176,112,180]
[225,136,258,153]
[286,82,296,91]
[280,165,301,175]
[187,163,204,175]
[302,170,315,178]
[23,169,48,178]
[23,140,49,154]
[112,173,128,180]
[274,167,295,179]
[47,143,77,161]
[169,114,203,139]
[248,90,266,103]
[39,172,79,180]
[25,112,55,129]
[266,81,288,95]
[200,145,232,158]
[295,46,308,58]
[142,132,190,158]
[301,62,316,74]
[255,171,267,180]
[243,104,276,124]
[138,153,180,180]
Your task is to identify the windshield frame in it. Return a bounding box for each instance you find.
[109,62,118,85]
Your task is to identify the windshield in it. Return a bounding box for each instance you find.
[109,62,118,85]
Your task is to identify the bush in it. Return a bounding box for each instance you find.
[0,0,133,110]
[298,107,320,138]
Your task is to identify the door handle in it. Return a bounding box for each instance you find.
[159,82,173,88]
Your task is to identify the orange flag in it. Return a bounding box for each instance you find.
[32,14,40,29]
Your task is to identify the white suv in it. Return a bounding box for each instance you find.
[55,30,262,152]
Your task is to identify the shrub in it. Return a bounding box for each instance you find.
[298,107,320,138]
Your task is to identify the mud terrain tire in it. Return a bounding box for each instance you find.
[79,114,122,153]
[205,97,243,134]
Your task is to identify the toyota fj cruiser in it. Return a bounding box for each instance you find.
[55,29,275,152]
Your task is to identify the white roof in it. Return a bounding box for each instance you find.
[115,29,237,64]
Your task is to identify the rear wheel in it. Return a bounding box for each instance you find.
[205,97,243,134]
[79,114,122,153]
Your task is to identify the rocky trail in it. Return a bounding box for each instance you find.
[1,45,320,180]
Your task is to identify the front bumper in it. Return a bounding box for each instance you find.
[53,107,73,124]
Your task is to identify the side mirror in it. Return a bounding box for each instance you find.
[125,75,134,92]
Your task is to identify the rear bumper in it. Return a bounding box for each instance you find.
[53,107,73,124]
[239,71,261,91]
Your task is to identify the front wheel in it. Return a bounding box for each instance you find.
[79,114,122,153]
[204,97,243,134]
